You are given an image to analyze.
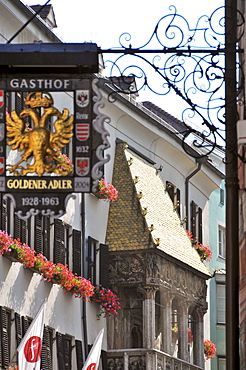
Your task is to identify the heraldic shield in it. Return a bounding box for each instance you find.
[6,91,74,177]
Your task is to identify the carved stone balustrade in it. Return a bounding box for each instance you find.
[107,349,204,370]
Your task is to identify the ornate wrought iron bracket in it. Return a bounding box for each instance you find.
[100,5,245,158]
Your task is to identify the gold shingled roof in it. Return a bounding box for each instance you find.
[106,143,210,276]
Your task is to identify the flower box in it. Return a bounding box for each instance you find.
[96,178,118,202]
[3,250,18,263]
[0,230,121,318]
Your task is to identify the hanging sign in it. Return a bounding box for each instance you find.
[0,75,110,218]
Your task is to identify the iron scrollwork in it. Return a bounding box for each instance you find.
[101,5,245,157]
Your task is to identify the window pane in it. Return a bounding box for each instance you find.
[217,284,225,324]
[220,188,225,204]
[218,357,226,370]
[218,226,226,258]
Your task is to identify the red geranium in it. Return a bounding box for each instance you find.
[188,327,193,345]
[186,230,212,261]
[91,285,121,318]
[98,178,118,202]
[0,231,120,317]
[204,340,217,360]
[0,230,14,254]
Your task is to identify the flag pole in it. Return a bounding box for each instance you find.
[8,350,18,368]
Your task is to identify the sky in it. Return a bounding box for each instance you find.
[23,0,224,47]
[23,0,225,133]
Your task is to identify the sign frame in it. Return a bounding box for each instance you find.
[0,74,111,218]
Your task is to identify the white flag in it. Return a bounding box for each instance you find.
[82,329,104,370]
[17,301,46,370]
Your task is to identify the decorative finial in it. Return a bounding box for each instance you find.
[137,191,143,199]
[142,207,148,216]
[149,224,154,232]
[128,157,133,166]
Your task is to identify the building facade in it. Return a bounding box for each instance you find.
[209,180,226,370]
[98,83,224,369]
[0,1,225,369]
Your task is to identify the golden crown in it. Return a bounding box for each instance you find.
[25,92,53,108]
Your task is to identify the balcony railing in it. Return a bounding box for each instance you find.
[107,348,204,370]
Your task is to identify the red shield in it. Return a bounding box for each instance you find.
[0,91,3,108]
[76,158,90,176]
[0,158,4,175]
[76,123,90,141]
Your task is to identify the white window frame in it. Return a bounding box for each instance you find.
[218,223,226,258]
[217,283,226,324]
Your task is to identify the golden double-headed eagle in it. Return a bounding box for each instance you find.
[6,91,74,176]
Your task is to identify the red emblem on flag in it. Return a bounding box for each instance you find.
[86,364,96,370]
[0,158,4,175]
[24,336,42,363]
[76,158,90,176]
[76,123,90,141]
[0,91,4,108]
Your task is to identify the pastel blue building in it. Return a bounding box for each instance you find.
[209,179,226,370]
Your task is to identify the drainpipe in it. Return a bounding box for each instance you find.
[81,192,88,358]
[185,160,202,230]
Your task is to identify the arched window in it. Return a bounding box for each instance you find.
[131,325,143,348]
[155,290,162,350]
[171,298,181,358]
[125,288,143,349]
[188,306,197,364]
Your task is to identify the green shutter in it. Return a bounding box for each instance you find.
[75,340,83,370]
[56,332,66,370]
[73,229,82,276]
[35,214,43,254]
[15,313,22,347]
[41,326,52,370]
[54,219,65,264]
[0,307,10,367]
[100,244,109,288]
